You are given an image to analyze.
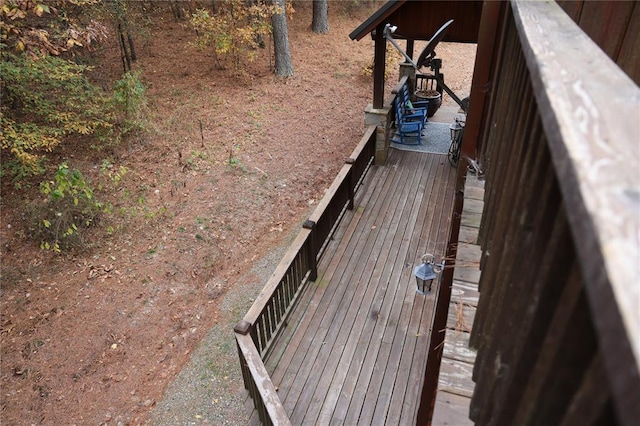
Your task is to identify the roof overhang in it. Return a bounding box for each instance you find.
[350,0,483,43]
[349,0,405,41]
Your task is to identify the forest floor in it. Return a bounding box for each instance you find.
[0,3,476,424]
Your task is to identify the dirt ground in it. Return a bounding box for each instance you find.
[0,3,476,424]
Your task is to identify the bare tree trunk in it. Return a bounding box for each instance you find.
[170,1,184,21]
[271,0,293,77]
[114,0,136,73]
[127,30,137,62]
[118,22,131,73]
[312,0,329,34]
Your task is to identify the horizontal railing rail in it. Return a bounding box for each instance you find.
[308,125,376,262]
[306,164,351,265]
[234,125,377,425]
[236,334,291,426]
[471,1,639,425]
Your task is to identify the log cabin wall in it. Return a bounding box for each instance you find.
[470,1,639,425]
[557,0,640,85]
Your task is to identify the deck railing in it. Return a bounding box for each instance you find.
[234,125,377,425]
[470,1,639,425]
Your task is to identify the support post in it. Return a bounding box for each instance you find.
[373,24,386,108]
[302,220,318,282]
[234,320,252,335]
[364,104,391,165]
[345,159,356,210]
[399,62,417,93]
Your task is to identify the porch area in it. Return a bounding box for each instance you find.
[250,148,456,424]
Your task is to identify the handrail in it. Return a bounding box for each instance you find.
[239,229,313,353]
[513,0,639,420]
[347,123,377,164]
[234,125,377,424]
[391,74,409,95]
[309,124,376,260]
[470,1,640,424]
[235,334,292,426]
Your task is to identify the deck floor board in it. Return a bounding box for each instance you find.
[310,154,435,425]
[432,170,485,426]
[342,154,436,426]
[276,150,412,413]
[266,149,456,425]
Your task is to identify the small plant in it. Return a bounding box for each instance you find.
[34,163,106,252]
[112,71,148,135]
[184,150,207,171]
[227,148,246,172]
[100,159,128,188]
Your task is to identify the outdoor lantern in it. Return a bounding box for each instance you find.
[414,254,443,295]
[450,120,463,144]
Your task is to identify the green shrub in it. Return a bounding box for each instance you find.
[33,163,107,253]
[112,71,148,135]
[0,53,113,181]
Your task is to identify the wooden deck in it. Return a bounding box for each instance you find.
[261,148,457,425]
[432,171,484,426]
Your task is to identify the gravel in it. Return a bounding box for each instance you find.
[148,240,291,425]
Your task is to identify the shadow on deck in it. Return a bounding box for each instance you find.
[258,149,457,424]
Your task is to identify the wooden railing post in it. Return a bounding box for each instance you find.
[302,219,318,282]
[234,320,252,336]
[346,158,356,210]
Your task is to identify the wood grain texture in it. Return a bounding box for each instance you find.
[432,391,474,426]
[463,185,484,202]
[558,0,640,85]
[457,226,478,244]
[574,0,635,61]
[236,334,291,426]
[450,281,479,307]
[446,302,475,333]
[438,358,475,398]
[443,330,477,364]
[469,1,638,424]
[512,1,640,422]
[431,171,483,424]
[460,211,481,229]
[452,263,481,284]
[261,150,456,425]
[615,3,640,85]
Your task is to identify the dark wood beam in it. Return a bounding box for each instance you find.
[406,39,414,59]
[463,0,503,162]
[373,24,386,109]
